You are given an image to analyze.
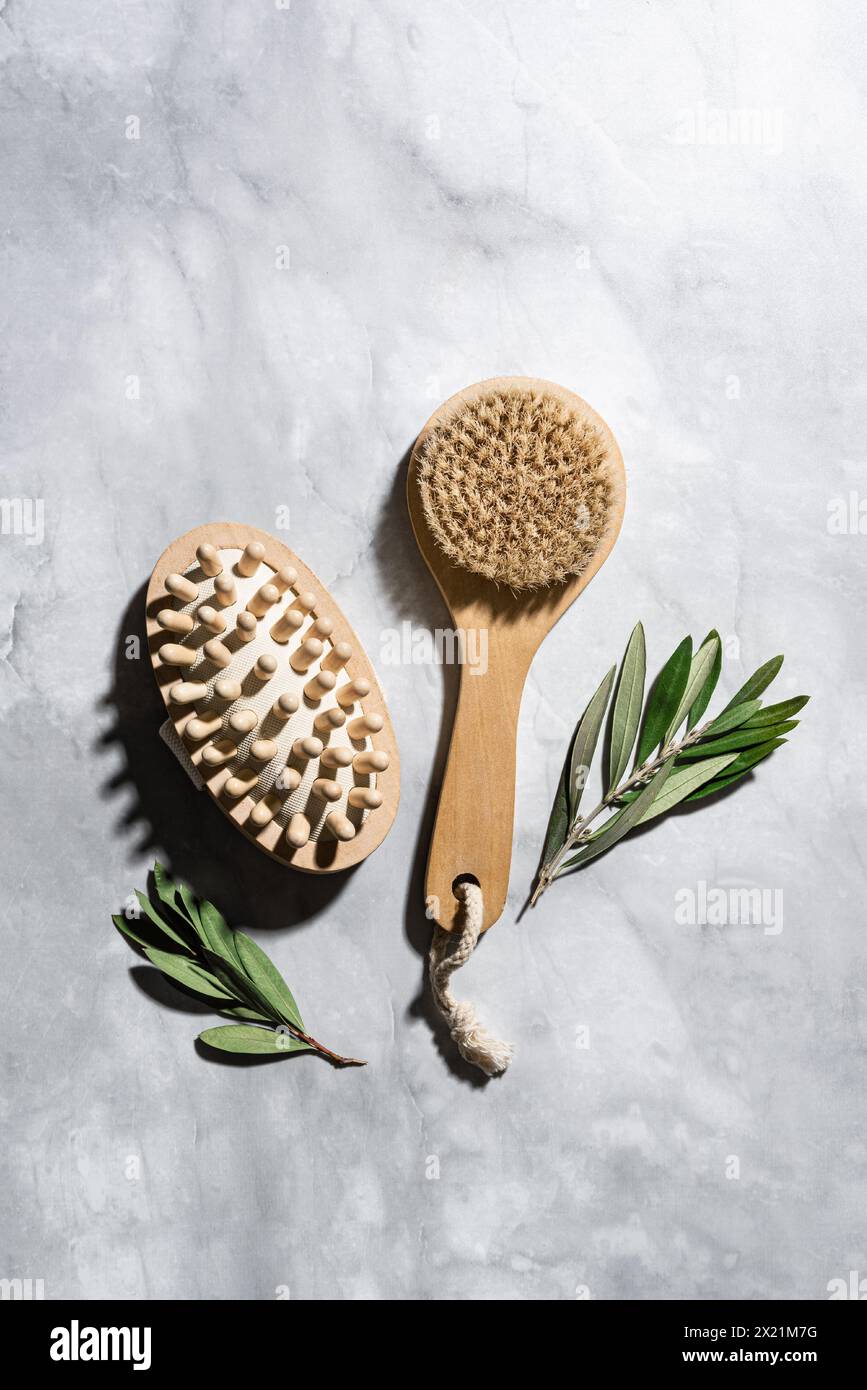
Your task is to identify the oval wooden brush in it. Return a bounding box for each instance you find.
[408,376,626,938]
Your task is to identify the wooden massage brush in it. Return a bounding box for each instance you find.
[147,523,399,872]
[408,377,626,1073]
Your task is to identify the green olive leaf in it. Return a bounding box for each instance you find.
[667,632,720,739]
[741,695,809,727]
[687,629,722,729]
[134,891,195,954]
[143,945,236,1002]
[720,654,783,713]
[234,932,305,1031]
[636,754,738,823]
[568,665,616,816]
[684,736,787,801]
[676,720,798,761]
[635,637,692,765]
[198,1025,313,1056]
[699,698,763,738]
[608,622,646,791]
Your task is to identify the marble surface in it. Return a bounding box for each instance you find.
[1,0,865,1302]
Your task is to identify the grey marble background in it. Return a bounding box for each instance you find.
[1,0,865,1302]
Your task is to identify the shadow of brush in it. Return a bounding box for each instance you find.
[96,578,353,932]
[372,445,492,1087]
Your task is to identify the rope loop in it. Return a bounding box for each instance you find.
[428,881,513,1076]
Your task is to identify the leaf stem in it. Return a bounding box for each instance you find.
[285,1025,367,1067]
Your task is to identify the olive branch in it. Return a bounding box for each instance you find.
[532,625,808,905]
[113,863,365,1065]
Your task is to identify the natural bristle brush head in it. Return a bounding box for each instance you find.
[408,377,625,937]
[415,381,619,591]
[146,523,400,874]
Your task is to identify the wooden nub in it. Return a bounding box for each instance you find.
[214,677,243,702]
[288,590,316,616]
[313,707,346,735]
[348,712,383,739]
[348,786,383,810]
[320,745,353,770]
[275,766,301,794]
[322,641,352,674]
[250,793,282,828]
[196,543,222,578]
[159,643,197,668]
[250,738,278,764]
[236,611,257,643]
[214,574,237,608]
[289,637,323,673]
[286,813,311,848]
[270,608,304,644]
[203,638,232,669]
[237,541,265,578]
[197,604,226,635]
[169,680,208,705]
[304,669,336,701]
[271,692,299,722]
[201,738,236,767]
[272,566,298,594]
[291,735,323,761]
[165,572,198,603]
[312,777,342,803]
[225,768,258,799]
[186,713,222,742]
[253,653,277,681]
[247,582,280,618]
[310,616,334,641]
[326,812,356,842]
[228,709,258,737]
[157,609,194,635]
[336,677,371,708]
[353,749,389,774]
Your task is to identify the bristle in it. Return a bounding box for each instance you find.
[415,386,614,590]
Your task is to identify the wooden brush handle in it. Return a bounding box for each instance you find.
[425,630,531,934]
